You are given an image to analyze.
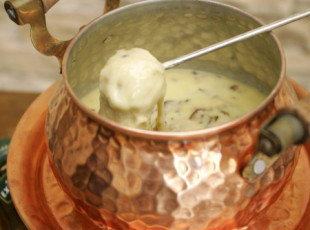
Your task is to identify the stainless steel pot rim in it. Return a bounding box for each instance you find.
[61,0,286,141]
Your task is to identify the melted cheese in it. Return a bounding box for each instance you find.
[82,68,265,131]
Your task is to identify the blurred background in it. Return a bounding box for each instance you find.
[0,0,309,92]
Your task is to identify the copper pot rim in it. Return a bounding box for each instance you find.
[60,0,287,141]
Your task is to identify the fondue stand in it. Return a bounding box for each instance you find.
[4,0,310,229]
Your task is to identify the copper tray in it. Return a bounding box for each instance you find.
[7,81,310,229]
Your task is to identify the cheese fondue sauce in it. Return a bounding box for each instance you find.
[82,68,265,131]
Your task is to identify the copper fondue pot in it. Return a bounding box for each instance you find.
[4,0,310,229]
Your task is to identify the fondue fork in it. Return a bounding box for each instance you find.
[165,10,310,183]
[163,10,310,69]
[162,9,310,183]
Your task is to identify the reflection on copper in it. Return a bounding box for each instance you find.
[4,0,310,229]
[6,80,310,230]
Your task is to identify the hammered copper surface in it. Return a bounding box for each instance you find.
[5,81,309,230]
[4,0,310,229]
[6,84,112,229]
[41,1,305,229]
[44,76,300,230]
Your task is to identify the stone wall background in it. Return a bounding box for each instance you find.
[0,0,309,92]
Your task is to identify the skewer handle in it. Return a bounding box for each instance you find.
[163,10,310,69]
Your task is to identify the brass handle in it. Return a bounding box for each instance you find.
[5,0,59,15]
[41,0,59,12]
[104,0,121,14]
[4,0,120,64]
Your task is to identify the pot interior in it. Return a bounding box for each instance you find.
[65,0,283,110]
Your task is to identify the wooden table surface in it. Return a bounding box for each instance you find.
[0,91,40,139]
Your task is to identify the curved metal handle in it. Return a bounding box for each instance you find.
[5,0,59,23]
[4,0,120,64]
[104,0,121,14]
[42,0,59,12]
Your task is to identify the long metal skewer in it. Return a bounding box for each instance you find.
[163,10,310,69]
